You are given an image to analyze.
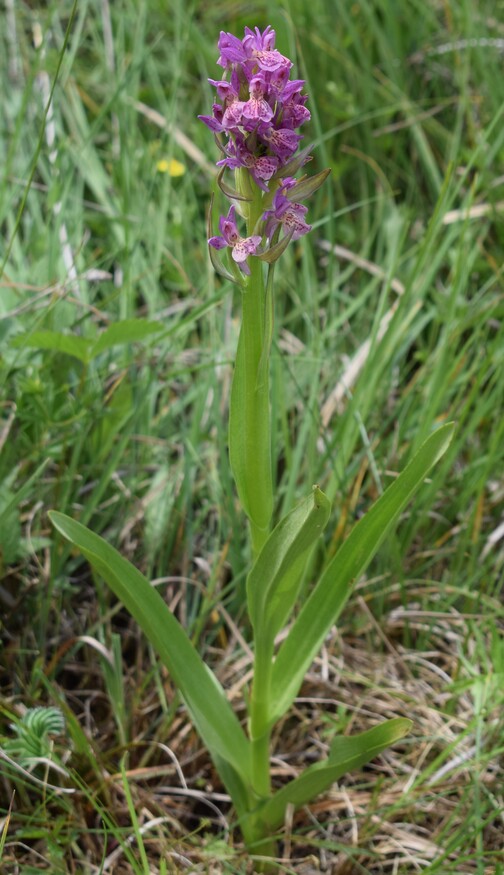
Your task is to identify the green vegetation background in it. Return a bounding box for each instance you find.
[1,0,503,872]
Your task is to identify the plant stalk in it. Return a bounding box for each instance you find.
[248,637,276,865]
[241,258,271,555]
[228,171,273,555]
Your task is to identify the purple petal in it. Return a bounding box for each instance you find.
[208,78,238,102]
[243,26,277,53]
[217,31,247,66]
[282,206,311,240]
[219,206,239,244]
[253,49,292,72]
[208,236,227,250]
[198,114,224,133]
[222,101,245,129]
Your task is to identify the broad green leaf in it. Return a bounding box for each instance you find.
[247,486,331,644]
[11,321,163,366]
[270,424,454,723]
[257,718,412,832]
[214,754,252,822]
[49,512,252,792]
[89,319,163,358]
[11,330,91,363]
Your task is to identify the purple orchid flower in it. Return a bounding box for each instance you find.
[263,185,312,241]
[259,125,302,161]
[209,206,262,274]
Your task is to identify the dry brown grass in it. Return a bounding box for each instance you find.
[3,570,502,874]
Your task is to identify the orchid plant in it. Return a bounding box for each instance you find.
[50,25,453,866]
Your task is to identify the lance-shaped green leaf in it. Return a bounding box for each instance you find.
[11,330,91,363]
[247,486,331,645]
[269,424,454,724]
[256,718,412,832]
[49,512,253,793]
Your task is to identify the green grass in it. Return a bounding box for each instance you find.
[1,0,503,871]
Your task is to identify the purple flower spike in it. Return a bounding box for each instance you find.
[201,26,328,272]
[201,25,312,184]
[209,206,262,274]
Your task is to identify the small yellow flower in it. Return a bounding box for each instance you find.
[156,158,185,177]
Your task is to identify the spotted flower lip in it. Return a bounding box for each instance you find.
[242,77,274,123]
[216,135,279,191]
[208,206,262,274]
[263,180,312,241]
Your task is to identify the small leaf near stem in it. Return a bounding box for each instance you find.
[256,717,413,833]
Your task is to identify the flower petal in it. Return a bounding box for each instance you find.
[208,236,227,250]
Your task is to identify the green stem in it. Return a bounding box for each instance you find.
[227,171,276,857]
[247,638,276,863]
[241,261,271,554]
[228,173,273,555]
[250,640,273,797]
